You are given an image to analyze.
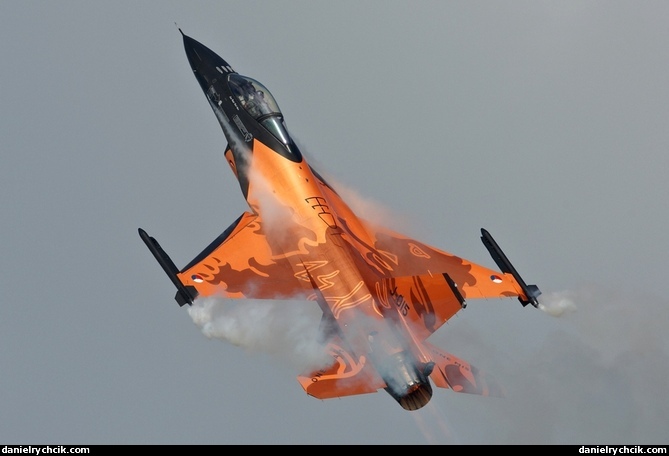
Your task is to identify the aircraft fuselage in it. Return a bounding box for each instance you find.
[182,33,433,409]
[140,31,541,411]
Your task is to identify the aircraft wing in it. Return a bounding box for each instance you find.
[173,211,311,302]
[367,221,527,301]
[310,168,537,306]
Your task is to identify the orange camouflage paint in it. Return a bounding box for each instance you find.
[140,32,541,411]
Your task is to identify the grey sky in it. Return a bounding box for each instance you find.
[2,1,668,444]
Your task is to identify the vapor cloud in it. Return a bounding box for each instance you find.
[419,283,669,444]
[538,289,578,317]
[188,297,331,373]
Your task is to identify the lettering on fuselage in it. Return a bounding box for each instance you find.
[389,286,410,316]
[232,114,253,142]
[207,88,230,123]
[305,196,337,228]
[228,94,240,111]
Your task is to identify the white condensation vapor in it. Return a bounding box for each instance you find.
[537,289,578,317]
[187,296,330,372]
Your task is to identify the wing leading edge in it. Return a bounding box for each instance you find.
[176,211,313,301]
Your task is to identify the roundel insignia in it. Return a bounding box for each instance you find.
[490,275,503,284]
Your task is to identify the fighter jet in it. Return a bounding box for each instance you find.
[138,31,541,411]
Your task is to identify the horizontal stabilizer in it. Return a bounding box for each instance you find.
[425,341,504,397]
[297,340,384,400]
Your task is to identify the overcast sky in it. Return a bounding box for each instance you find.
[2,0,668,445]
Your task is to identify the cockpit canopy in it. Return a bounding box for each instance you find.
[229,74,280,118]
[228,74,301,160]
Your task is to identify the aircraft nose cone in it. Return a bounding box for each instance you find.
[182,34,206,70]
[181,33,235,92]
[182,34,233,71]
